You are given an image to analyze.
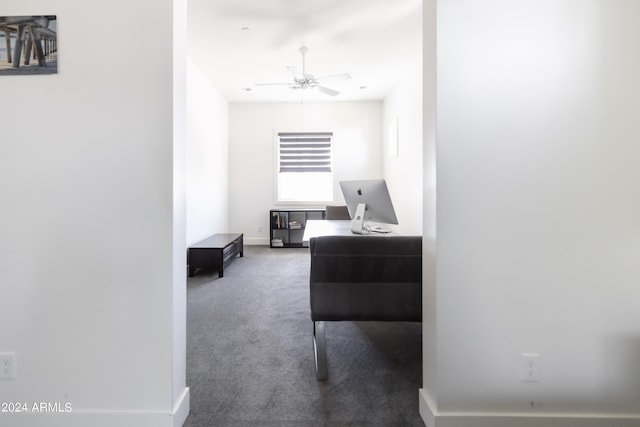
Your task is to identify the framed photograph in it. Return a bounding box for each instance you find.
[0,15,57,75]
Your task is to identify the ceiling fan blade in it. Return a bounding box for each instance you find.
[287,66,303,81]
[315,85,340,96]
[315,73,352,82]
[254,82,292,86]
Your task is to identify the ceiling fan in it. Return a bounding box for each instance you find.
[254,46,351,97]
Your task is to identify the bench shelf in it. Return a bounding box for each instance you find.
[188,233,243,277]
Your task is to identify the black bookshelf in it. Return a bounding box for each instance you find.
[269,208,325,248]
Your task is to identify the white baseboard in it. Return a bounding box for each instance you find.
[419,388,640,427]
[2,388,190,427]
[419,388,437,427]
[244,237,270,245]
[174,387,190,427]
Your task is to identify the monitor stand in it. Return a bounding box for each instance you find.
[350,203,367,234]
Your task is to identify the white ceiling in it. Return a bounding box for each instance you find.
[187,0,422,103]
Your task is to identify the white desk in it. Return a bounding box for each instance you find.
[302,220,352,245]
[303,220,397,245]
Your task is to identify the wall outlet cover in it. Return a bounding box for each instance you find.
[0,353,15,380]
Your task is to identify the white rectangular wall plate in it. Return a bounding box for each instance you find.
[0,353,15,380]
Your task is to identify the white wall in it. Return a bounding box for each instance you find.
[383,63,423,235]
[186,59,229,245]
[173,0,189,422]
[422,0,640,424]
[229,102,383,245]
[420,0,438,423]
[0,1,188,426]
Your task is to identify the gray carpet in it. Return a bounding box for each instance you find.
[184,246,424,427]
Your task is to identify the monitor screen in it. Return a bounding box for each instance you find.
[339,179,398,231]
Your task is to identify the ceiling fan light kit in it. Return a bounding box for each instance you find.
[254,46,351,98]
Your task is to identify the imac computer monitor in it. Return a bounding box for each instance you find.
[339,179,398,234]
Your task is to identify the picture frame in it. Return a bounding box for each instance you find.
[0,15,57,75]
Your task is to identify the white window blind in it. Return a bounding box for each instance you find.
[278,132,333,173]
[276,132,333,203]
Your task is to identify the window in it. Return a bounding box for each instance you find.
[277,132,333,203]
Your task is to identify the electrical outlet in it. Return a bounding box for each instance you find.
[528,401,544,409]
[257,225,263,232]
[520,353,540,382]
[0,353,15,380]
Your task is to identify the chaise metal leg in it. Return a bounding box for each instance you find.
[313,321,327,381]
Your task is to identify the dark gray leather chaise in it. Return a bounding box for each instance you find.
[309,235,422,380]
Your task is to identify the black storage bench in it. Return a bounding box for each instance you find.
[188,233,243,278]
